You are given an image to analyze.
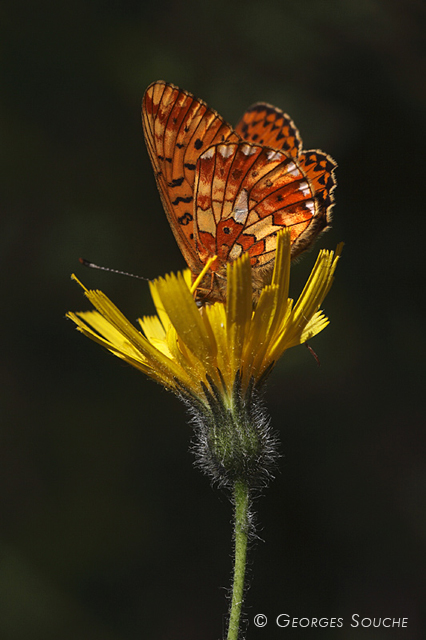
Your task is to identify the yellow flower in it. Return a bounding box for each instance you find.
[68,230,341,402]
[67,229,342,486]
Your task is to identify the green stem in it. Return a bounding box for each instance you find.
[227,480,250,640]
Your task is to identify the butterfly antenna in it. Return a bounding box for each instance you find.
[79,258,150,281]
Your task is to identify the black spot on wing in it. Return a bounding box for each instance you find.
[178,212,193,225]
[303,152,316,166]
[251,104,276,116]
[303,152,335,173]
[184,162,196,170]
[169,177,184,188]
[194,138,203,150]
[172,195,193,205]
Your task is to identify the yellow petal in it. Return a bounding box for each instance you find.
[154,271,216,365]
[226,253,252,381]
[138,315,170,355]
[243,285,278,380]
[203,302,231,392]
[300,311,330,343]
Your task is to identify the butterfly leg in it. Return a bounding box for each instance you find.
[194,270,216,304]
[305,342,321,366]
[194,269,228,304]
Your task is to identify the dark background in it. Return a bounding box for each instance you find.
[2,1,425,638]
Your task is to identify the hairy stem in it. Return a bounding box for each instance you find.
[227,480,250,640]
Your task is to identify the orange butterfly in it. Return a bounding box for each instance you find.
[142,81,336,302]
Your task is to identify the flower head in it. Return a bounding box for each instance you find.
[68,229,342,487]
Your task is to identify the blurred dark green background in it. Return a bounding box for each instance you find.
[2,1,425,638]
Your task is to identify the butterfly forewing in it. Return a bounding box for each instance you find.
[142,81,239,272]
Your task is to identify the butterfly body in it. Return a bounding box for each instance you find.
[142,81,336,303]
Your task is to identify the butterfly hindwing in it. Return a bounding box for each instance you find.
[235,102,337,222]
[236,102,337,229]
[194,142,319,270]
[299,150,337,217]
[142,81,239,272]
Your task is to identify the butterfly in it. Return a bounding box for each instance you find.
[142,80,336,303]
